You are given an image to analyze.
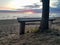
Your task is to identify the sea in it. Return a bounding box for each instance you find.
[0,12,60,20]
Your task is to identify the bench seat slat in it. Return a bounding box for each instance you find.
[17,17,56,22]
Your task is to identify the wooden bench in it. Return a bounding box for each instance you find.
[17,17,56,35]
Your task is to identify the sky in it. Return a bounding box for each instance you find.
[0,0,60,10]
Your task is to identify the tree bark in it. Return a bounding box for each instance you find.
[40,0,50,32]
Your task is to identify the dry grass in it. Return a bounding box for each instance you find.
[0,30,60,45]
[0,18,60,45]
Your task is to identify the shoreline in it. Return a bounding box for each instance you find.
[0,17,60,20]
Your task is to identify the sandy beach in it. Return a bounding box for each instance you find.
[0,17,60,45]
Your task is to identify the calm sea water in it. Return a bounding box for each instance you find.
[0,13,60,20]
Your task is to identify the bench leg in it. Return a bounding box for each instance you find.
[50,21,53,29]
[20,22,25,35]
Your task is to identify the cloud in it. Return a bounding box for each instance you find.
[0,0,60,9]
[0,0,12,7]
[50,0,60,8]
[56,0,60,8]
[23,3,41,9]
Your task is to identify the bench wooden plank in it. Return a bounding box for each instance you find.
[17,17,56,22]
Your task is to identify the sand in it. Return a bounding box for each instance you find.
[0,17,60,45]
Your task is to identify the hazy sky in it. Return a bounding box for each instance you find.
[0,0,60,10]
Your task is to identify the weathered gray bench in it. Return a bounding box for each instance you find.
[17,17,56,35]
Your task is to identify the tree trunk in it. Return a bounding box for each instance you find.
[40,0,50,32]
